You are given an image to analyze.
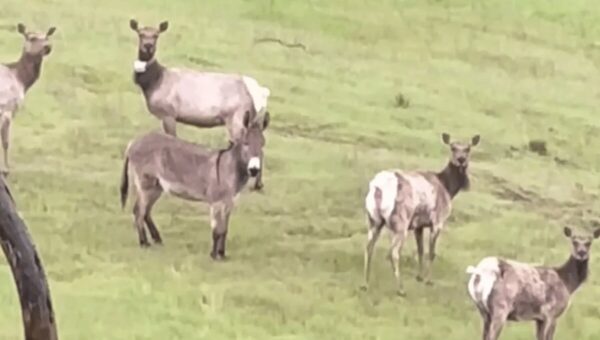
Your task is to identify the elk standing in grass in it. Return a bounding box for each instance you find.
[0,23,56,175]
[363,133,480,295]
[466,226,600,340]
[128,19,270,190]
[120,111,269,260]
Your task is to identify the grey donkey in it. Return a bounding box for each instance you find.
[129,19,270,191]
[0,23,56,175]
[466,226,600,340]
[120,111,269,260]
[363,133,480,295]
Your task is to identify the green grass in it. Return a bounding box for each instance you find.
[1,0,600,338]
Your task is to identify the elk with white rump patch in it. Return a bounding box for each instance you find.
[363,133,480,295]
[129,19,271,190]
[120,111,269,260]
[0,23,56,175]
[466,226,600,340]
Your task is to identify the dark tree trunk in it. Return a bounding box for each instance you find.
[0,176,58,340]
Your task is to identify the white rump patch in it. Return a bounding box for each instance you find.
[365,171,398,224]
[133,60,147,73]
[247,157,261,170]
[466,256,501,313]
[242,76,270,114]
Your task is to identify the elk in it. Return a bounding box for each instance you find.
[466,227,600,340]
[363,133,480,295]
[120,111,269,260]
[128,19,270,190]
[0,23,56,175]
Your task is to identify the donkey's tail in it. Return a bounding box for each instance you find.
[120,156,129,210]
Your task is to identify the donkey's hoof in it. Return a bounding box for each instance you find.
[396,289,407,297]
[139,241,151,248]
[425,280,434,286]
[252,183,264,192]
[359,284,369,292]
[416,275,424,282]
[210,253,227,261]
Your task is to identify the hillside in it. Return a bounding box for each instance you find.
[0,0,600,339]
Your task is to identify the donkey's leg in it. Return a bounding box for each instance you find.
[143,188,163,244]
[217,205,233,258]
[132,198,150,247]
[362,215,383,290]
[387,215,409,296]
[209,203,227,260]
[161,117,177,137]
[535,320,546,340]
[543,319,557,340]
[414,227,426,282]
[0,113,12,175]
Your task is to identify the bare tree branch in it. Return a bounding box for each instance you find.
[0,176,58,340]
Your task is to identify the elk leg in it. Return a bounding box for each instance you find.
[481,313,491,340]
[362,215,383,290]
[543,319,556,340]
[143,188,163,244]
[415,227,425,282]
[132,198,149,247]
[388,216,408,296]
[486,311,508,340]
[0,114,12,175]
[161,117,177,137]
[424,225,442,285]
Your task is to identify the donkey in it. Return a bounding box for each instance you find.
[129,19,270,190]
[363,133,480,295]
[120,111,269,259]
[466,226,600,340]
[0,23,56,175]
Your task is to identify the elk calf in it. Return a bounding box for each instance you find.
[0,23,56,174]
[120,111,269,259]
[466,227,600,340]
[363,133,480,295]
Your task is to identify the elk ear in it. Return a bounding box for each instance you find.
[564,226,572,238]
[159,21,169,33]
[262,111,270,130]
[243,111,251,128]
[46,27,56,37]
[129,19,139,31]
[16,23,26,35]
[471,134,480,146]
[442,133,451,145]
[593,228,600,239]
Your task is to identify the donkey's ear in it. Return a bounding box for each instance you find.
[564,226,572,238]
[262,111,270,130]
[46,27,56,37]
[471,134,480,146]
[243,111,251,128]
[442,133,451,145]
[129,19,139,31]
[593,228,600,239]
[16,23,26,35]
[159,21,169,32]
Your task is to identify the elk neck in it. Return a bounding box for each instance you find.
[436,162,470,198]
[133,58,165,95]
[7,52,44,92]
[555,255,588,294]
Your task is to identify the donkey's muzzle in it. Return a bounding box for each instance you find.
[247,157,261,177]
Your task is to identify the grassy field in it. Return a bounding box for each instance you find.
[1,0,600,338]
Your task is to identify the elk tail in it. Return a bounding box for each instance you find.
[120,156,129,210]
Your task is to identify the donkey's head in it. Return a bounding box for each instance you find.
[129,19,168,63]
[564,226,600,261]
[17,23,56,58]
[442,133,480,170]
[240,112,270,177]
